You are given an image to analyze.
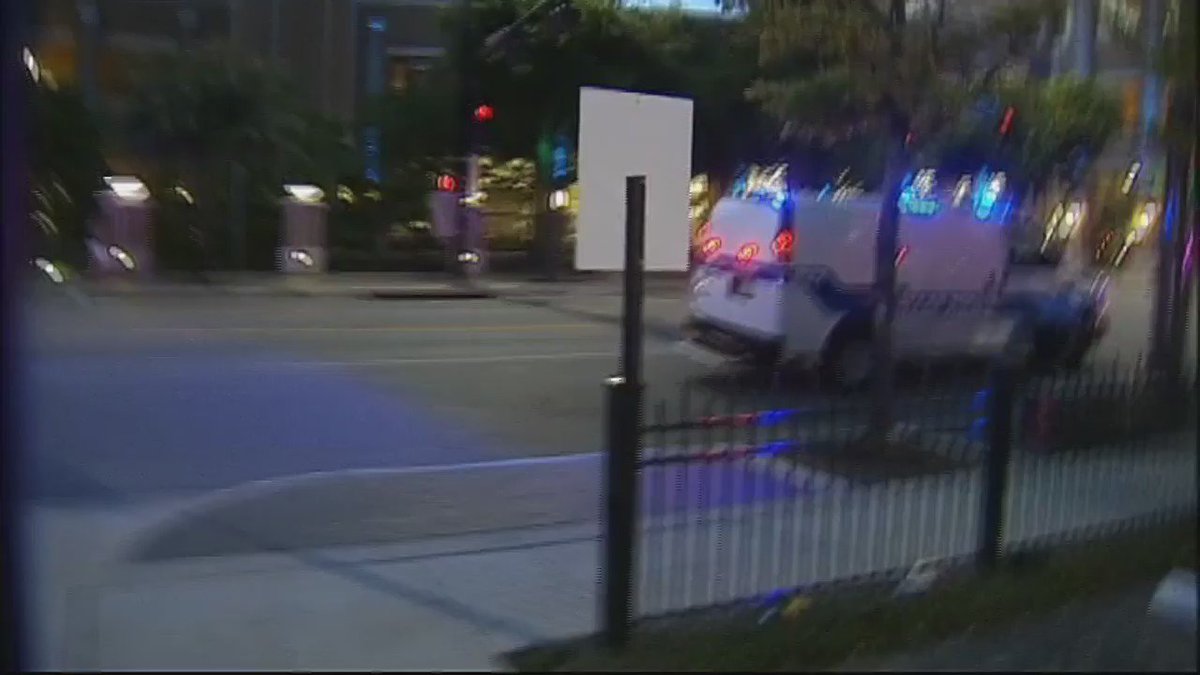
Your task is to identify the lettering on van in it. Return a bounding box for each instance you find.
[792,265,998,316]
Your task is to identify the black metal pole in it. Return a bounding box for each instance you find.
[978,364,1015,569]
[620,176,646,381]
[602,175,646,648]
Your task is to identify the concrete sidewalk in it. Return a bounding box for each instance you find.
[29,430,1196,670]
[30,505,601,671]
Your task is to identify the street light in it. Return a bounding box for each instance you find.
[104,176,150,203]
[32,257,65,284]
[22,47,39,83]
[284,184,325,204]
[288,249,315,268]
[548,189,570,210]
[107,245,136,271]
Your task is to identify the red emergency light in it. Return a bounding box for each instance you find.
[999,106,1015,136]
[436,174,459,192]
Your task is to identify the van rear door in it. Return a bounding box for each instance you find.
[689,197,789,343]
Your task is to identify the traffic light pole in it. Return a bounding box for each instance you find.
[454,0,479,282]
[474,0,577,283]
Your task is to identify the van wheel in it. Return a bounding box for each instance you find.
[821,335,874,392]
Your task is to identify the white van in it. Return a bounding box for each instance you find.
[680,166,1108,387]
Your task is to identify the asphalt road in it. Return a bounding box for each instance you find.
[22,261,1190,512]
[24,288,703,505]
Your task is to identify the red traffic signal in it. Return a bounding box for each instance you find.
[473,104,495,123]
[436,174,459,192]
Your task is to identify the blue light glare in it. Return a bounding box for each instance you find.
[731,164,789,210]
[973,168,1006,220]
[898,169,941,216]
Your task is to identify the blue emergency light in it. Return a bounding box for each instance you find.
[973,169,1006,220]
[898,169,941,216]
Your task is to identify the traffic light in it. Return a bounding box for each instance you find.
[473,104,494,123]
[436,174,459,192]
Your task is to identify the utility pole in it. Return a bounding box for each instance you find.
[868,0,907,442]
[454,0,481,281]
[456,0,577,281]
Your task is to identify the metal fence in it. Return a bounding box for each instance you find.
[605,360,1196,626]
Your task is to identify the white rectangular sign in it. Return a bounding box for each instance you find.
[575,87,693,271]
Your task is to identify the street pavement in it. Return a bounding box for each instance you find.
[18,259,1195,669]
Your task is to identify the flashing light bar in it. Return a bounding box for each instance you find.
[898,169,941,216]
[973,170,1006,220]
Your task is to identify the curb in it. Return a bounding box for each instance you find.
[74,283,653,300]
[366,287,498,300]
[123,454,604,561]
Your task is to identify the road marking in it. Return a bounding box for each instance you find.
[314,348,680,366]
[126,322,600,334]
[134,348,682,367]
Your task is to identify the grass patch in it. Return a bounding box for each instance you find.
[787,437,970,482]
[504,521,1196,672]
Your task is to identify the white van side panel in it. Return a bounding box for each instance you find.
[780,196,1011,360]
[686,190,1016,366]
[892,213,1009,353]
[781,198,880,360]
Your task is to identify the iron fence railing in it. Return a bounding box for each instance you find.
[610,360,1196,622]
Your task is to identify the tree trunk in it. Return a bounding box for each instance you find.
[869,0,909,444]
[869,121,909,443]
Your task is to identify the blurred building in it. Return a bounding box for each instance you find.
[32,0,454,123]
